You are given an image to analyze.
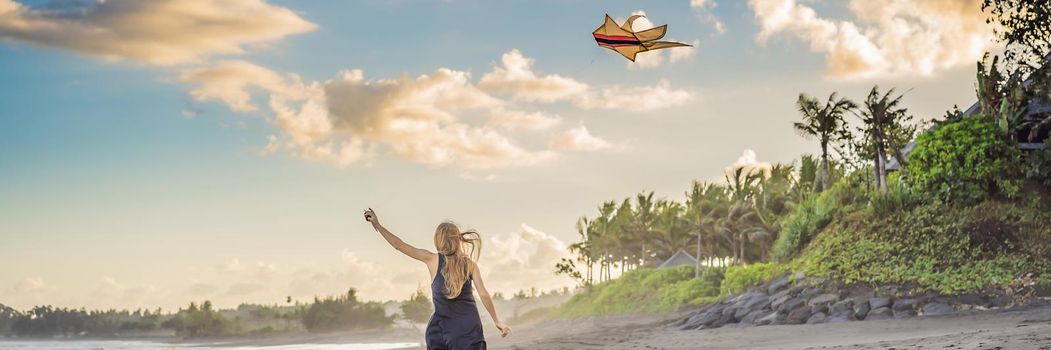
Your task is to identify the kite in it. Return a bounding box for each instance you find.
[592,14,691,62]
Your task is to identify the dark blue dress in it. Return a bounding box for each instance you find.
[426,254,486,350]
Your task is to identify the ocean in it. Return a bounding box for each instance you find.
[0,340,421,350]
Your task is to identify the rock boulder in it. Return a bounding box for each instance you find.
[807,293,839,307]
[892,299,918,311]
[806,312,827,324]
[854,299,871,320]
[869,297,891,310]
[755,311,784,326]
[866,307,893,320]
[922,302,953,316]
[780,298,805,313]
[786,306,812,324]
[767,276,790,294]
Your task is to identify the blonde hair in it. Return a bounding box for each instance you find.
[433,221,481,299]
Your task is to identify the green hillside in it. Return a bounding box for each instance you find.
[554,0,1051,316]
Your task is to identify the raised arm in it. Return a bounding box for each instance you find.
[364,208,435,263]
[470,261,511,337]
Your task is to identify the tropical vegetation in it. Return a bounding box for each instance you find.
[0,288,393,338]
[399,287,432,324]
[556,266,724,317]
[555,0,1051,317]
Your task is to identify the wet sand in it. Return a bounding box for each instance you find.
[196,303,1051,349]
[486,303,1051,350]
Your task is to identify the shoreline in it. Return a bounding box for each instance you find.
[486,302,1051,349]
[6,303,1051,349]
[0,327,425,349]
[167,327,424,348]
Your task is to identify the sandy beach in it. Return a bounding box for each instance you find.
[484,302,1051,350]
[15,302,1045,349]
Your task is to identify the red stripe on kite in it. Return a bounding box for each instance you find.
[593,34,638,41]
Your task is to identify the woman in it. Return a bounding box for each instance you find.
[363,208,511,350]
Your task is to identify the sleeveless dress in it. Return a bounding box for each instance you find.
[426,254,486,350]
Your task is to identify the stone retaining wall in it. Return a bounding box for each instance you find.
[676,273,1018,330]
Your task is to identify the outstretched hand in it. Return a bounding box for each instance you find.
[363,208,380,227]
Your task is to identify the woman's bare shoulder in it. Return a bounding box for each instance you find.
[422,251,438,263]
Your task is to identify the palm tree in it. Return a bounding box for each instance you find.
[721,168,766,264]
[631,192,658,267]
[685,181,727,275]
[611,198,635,273]
[651,200,692,261]
[716,201,747,264]
[755,164,795,224]
[793,155,819,200]
[591,201,617,282]
[856,86,910,194]
[725,167,760,202]
[794,92,857,192]
[976,55,1029,142]
[570,217,595,285]
[751,164,794,258]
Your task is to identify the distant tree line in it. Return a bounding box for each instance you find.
[2,306,162,337]
[0,288,394,338]
[301,289,391,332]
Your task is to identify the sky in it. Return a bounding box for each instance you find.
[0,0,995,310]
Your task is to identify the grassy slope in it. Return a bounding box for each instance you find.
[555,116,1051,316]
[555,192,1051,318]
[793,199,1051,294]
[554,266,723,318]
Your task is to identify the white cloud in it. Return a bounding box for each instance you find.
[725,149,772,177]
[287,225,577,302]
[575,79,693,111]
[182,68,357,166]
[0,0,316,66]
[690,0,713,8]
[479,49,694,110]
[194,258,279,300]
[458,172,498,182]
[548,125,612,151]
[630,53,667,70]
[188,282,219,296]
[487,108,562,131]
[181,60,317,112]
[255,261,278,275]
[7,276,46,294]
[86,277,167,310]
[285,251,417,302]
[260,135,280,156]
[748,0,993,79]
[0,236,573,310]
[181,108,201,119]
[325,68,556,169]
[181,50,683,170]
[478,49,589,102]
[181,61,548,169]
[296,225,577,301]
[668,40,702,62]
[205,258,280,297]
[691,0,727,35]
[3,277,64,310]
[481,224,575,294]
[226,281,267,297]
[217,258,244,272]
